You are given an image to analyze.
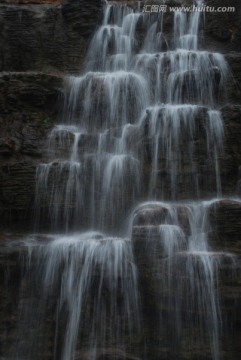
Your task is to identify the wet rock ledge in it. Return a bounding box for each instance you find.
[0,0,103,229]
[0,0,240,231]
[132,199,241,360]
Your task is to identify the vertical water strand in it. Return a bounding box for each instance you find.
[63,132,83,230]
[146,105,200,198]
[36,233,140,360]
[185,202,222,360]
[131,199,235,360]
[206,110,224,197]
[35,125,84,231]
[175,0,204,50]
[158,222,186,343]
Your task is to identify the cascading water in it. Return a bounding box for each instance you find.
[8,1,239,360]
[35,0,228,232]
[131,200,235,360]
[13,233,140,360]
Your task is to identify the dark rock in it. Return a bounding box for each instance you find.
[0,0,102,73]
[204,0,241,53]
[0,72,63,230]
[132,204,170,227]
[78,134,98,154]
[0,71,63,114]
[209,199,241,254]
[225,53,241,105]
[0,239,27,357]
[0,139,13,156]
[221,105,241,194]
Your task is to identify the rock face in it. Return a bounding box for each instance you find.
[0,240,25,357]
[204,0,241,53]
[0,0,102,229]
[0,0,102,73]
[0,72,63,229]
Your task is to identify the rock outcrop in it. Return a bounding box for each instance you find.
[132,199,241,360]
[0,72,63,229]
[205,0,241,53]
[0,0,102,73]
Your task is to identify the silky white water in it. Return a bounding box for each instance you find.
[10,1,236,360]
[12,232,140,360]
[131,199,236,360]
[34,0,228,231]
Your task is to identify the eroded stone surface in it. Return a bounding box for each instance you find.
[0,72,63,229]
[0,0,102,73]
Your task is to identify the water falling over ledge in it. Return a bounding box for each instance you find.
[5,1,241,360]
[15,232,140,360]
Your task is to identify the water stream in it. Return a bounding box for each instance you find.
[8,1,238,360]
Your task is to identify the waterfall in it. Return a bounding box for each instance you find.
[14,233,140,360]
[35,0,228,231]
[131,200,235,360]
[8,1,238,360]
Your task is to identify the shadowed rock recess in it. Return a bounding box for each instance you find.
[0,1,241,360]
